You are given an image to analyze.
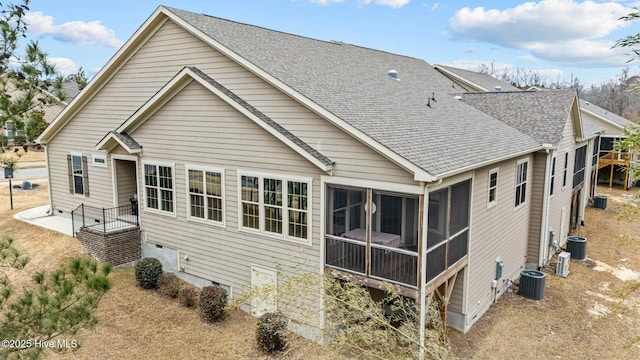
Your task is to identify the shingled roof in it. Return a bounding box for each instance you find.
[460,90,578,146]
[579,99,633,134]
[434,65,522,92]
[166,7,541,177]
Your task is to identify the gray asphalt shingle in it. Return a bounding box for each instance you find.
[166,7,542,177]
[460,90,578,146]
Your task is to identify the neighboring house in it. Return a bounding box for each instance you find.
[1,81,70,143]
[459,91,596,271]
[37,6,593,340]
[579,99,636,188]
[435,64,636,190]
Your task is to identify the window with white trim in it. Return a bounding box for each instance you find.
[187,167,224,224]
[515,160,528,207]
[239,173,311,242]
[71,154,84,195]
[487,168,498,208]
[92,154,107,168]
[144,163,174,213]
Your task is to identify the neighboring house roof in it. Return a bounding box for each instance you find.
[40,6,542,179]
[578,99,633,135]
[433,64,521,92]
[461,90,581,146]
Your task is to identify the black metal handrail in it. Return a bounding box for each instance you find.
[71,203,139,237]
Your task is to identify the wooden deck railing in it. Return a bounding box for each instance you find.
[598,151,630,169]
[325,235,418,287]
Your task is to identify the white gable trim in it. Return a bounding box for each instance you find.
[37,7,170,144]
[117,67,333,173]
[163,8,435,182]
[432,65,489,92]
[38,6,433,182]
[95,132,142,154]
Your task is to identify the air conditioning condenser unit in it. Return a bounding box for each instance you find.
[556,251,570,277]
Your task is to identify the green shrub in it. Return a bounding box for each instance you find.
[256,312,288,353]
[13,134,26,146]
[134,257,163,289]
[178,286,200,308]
[199,285,227,322]
[157,272,181,298]
[0,134,7,147]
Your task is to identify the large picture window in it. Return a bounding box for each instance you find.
[144,163,174,214]
[239,173,311,242]
[188,167,224,225]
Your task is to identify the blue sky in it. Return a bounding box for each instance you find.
[22,0,640,85]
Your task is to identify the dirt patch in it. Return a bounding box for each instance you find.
[449,185,640,359]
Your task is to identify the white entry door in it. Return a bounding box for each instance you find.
[250,266,277,316]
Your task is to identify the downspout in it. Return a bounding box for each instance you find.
[419,178,441,359]
[45,144,53,214]
[539,146,554,267]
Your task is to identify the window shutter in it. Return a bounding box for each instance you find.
[67,154,73,194]
[82,155,90,197]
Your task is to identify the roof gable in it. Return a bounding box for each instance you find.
[110,66,333,172]
[461,90,581,146]
[579,99,633,134]
[40,6,544,179]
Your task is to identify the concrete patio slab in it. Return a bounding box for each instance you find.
[14,205,73,237]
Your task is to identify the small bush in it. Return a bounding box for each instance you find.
[13,134,26,146]
[199,285,227,322]
[179,286,200,308]
[157,272,181,298]
[0,134,7,147]
[134,257,163,289]
[256,312,288,353]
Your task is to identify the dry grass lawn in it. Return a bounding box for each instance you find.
[2,181,639,359]
[449,186,640,359]
[1,146,46,168]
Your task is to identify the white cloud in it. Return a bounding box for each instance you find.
[49,57,78,76]
[448,0,633,67]
[25,11,124,49]
[431,3,440,11]
[359,0,409,8]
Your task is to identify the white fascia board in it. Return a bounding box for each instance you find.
[164,9,435,182]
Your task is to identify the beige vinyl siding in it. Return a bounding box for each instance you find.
[115,160,137,206]
[581,111,624,137]
[463,156,532,326]
[47,18,414,215]
[526,152,547,266]
[547,115,578,246]
[132,81,322,304]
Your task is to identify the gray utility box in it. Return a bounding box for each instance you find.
[519,270,546,300]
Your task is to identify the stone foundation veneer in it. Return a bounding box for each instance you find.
[77,227,141,266]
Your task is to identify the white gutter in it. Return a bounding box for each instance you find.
[436,146,546,179]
